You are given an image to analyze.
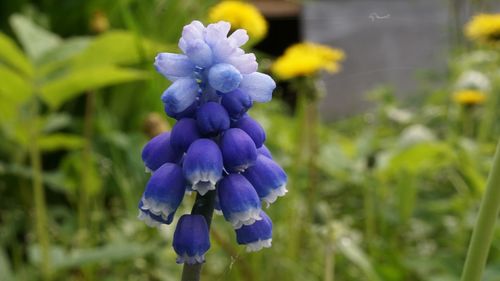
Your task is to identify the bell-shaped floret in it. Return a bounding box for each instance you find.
[141,132,183,172]
[196,102,230,136]
[221,89,252,120]
[235,211,272,252]
[220,128,257,172]
[218,174,262,229]
[243,155,287,206]
[170,118,201,152]
[183,139,224,195]
[173,214,211,264]
[232,116,266,148]
[139,163,186,226]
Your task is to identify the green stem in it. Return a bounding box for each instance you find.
[78,91,95,236]
[460,139,500,281]
[181,190,216,281]
[29,99,51,280]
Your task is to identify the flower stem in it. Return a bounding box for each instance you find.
[29,99,51,280]
[181,190,216,281]
[460,139,500,281]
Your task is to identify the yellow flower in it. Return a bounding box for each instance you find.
[208,1,267,41]
[271,42,345,80]
[453,89,486,105]
[465,13,500,44]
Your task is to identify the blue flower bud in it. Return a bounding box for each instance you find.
[232,116,266,148]
[208,63,242,93]
[170,118,201,152]
[139,163,186,225]
[220,128,258,172]
[196,102,230,136]
[239,72,276,103]
[142,132,183,172]
[154,53,195,81]
[243,155,287,206]
[235,211,272,252]
[138,200,174,227]
[183,139,223,195]
[173,214,210,264]
[185,39,213,68]
[162,78,200,113]
[164,101,197,120]
[218,174,261,229]
[221,89,252,120]
[257,145,273,159]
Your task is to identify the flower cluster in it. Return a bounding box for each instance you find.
[208,1,267,42]
[465,13,500,45]
[139,21,287,265]
[272,42,345,80]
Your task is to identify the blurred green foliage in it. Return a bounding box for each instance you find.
[0,1,500,281]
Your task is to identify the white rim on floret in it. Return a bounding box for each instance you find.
[214,209,223,216]
[176,253,205,265]
[245,239,272,252]
[262,184,288,207]
[190,171,220,195]
[137,210,163,228]
[229,208,262,229]
[140,197,174,220]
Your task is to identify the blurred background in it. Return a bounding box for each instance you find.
[1,0,500,280]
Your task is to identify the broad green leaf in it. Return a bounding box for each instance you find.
[38,37,91,75]
[40,66,147,109]
[378,142,455,177]
[72,31,172,68]
[38,133,85,152]
[34,242,160,270]
[0,32,33,76]
[0,65,31,104]
[9,14,61,61]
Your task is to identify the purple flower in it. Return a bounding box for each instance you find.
[141,132,183,172]
[173,215,210,264]
[243,155,288,206]
[183,139,224,195]
[236,211,272,252]
[140,20,286,262]
[139,163,186,226]
[218,174,262,229]
[196,102,230,136]
[220,128,257,172]
[232,115,266,148]
[170,118,201,152]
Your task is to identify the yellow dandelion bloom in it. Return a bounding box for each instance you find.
[272,42,345,80]
[208,1,267,41]
[465,13,500,44]
[453,89,486,105]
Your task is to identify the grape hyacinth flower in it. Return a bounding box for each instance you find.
[138,20,287,271]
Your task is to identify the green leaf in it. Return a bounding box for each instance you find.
[0,65,31,104]
[38,37,91,75]
[9,14,61,61]
[40,66,147,109]
[72,31,172,68]
[0,32,33,76]
[29,242,159,270]
[38,133,85,152]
